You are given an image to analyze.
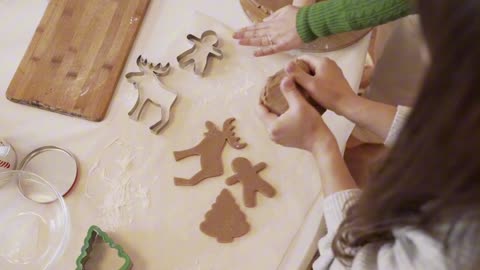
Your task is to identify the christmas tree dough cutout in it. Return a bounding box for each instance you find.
[200,189,250,243]
[174,118,247,186]
[226,157,276,208]
[75,225,132,270]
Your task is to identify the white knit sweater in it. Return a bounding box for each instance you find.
[313,106,450,270]
[384,106,411,147]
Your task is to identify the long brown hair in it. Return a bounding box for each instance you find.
[333,0,480,268]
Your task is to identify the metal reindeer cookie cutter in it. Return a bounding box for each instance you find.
[125,56,178,134]
[177,30,223,77]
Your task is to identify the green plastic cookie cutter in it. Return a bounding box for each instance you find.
[75,225,133,270]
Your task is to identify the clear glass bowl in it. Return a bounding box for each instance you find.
[0,171,70,270]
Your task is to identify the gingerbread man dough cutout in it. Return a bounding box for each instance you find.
[226,157,276,208]
[174,118,247,186]
[176,30,223,76]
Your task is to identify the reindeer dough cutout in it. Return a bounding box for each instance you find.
[126,56,177,134]
[226,157,276,208]
[176,30,223,77]
[174,118,247,186]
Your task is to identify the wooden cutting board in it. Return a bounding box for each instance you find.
[6,0,150,121]
[239,0,371,52]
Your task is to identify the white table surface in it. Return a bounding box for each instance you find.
[0,1,369,269]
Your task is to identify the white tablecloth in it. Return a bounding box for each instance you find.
[0,1,369,269]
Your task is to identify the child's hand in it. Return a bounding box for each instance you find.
[233,5,304,57]
[286,56,360,116]
[257,75,337,153]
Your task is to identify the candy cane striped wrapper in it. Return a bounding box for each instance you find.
[0,139,16,173]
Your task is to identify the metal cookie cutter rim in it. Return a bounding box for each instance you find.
[176,30,223,77]
[19,145,78,203]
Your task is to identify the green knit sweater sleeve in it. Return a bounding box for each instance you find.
[297,0,413,43]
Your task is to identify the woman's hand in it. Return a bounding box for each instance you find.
[286,56,360,115]
[288,55,399,141]
[233,5,304,57]
[257,75,337,153]
[258,74,357,195]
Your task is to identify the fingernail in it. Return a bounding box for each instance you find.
[285,62,296,73]
[282,77,293,88]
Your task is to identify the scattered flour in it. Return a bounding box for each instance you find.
[85,138,152,231]
[98,175,150,231]
[88,137,120,176]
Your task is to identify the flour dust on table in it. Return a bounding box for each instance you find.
[86,138,152,231]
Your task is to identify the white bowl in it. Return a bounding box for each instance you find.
[0,171,70,270]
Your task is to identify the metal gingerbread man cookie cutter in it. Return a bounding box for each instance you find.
[177,30,223,77]
[125,56,178,134]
